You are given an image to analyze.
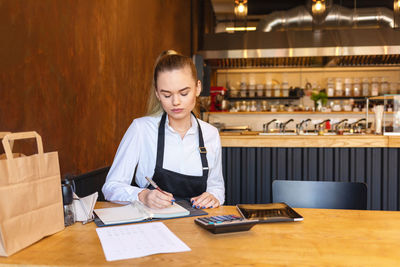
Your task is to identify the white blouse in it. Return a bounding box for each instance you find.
[102,114,225,205]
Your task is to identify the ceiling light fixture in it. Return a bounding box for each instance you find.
[234,0,248,17]
[395,0,400,28]
[225,26,256,32]
[312,0,326,15]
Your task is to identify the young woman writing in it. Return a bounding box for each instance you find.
[102,50,225,209]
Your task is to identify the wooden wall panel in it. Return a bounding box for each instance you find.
[0,0,192,175]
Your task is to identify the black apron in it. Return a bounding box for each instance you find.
[151,112,209,199]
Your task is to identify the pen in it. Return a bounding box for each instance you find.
[145,176,173,199]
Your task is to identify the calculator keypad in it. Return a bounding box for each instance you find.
[194,214,258,234]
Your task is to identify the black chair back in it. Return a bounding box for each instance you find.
[272,180,367,210]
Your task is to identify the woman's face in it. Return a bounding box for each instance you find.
[155,66,201,122]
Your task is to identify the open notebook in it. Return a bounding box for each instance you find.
[94,200,191,226]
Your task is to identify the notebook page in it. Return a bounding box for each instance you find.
[94,203,148,224]
[141,202,190,218]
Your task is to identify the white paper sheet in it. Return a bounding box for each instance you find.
[96,222,191,261]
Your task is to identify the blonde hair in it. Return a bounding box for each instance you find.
[146,50,200,116]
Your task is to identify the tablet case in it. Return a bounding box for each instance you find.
[236,202,303,223]
[95,200,208,227]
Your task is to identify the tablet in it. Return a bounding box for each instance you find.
[236,203,303,223]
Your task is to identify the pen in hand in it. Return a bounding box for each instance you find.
[145,176,175,203]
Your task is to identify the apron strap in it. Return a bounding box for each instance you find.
[192,112,209,177]
[155,112,209,178]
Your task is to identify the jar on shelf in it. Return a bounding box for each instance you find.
[240,101,248,112]
[343,100,352,112]
[261,100,268,111]
[248,84,256,98]
[327,78,334,97]
[270,105,277,112]
[229,87,239,98]
[265,83,273,97]
[353,78,361,97]
[380,77,389,95]
[281,81,289,97]
[390,82,398,94]
[249,101,257,112]
[332,100,342,112]
[362,78,369,96]
[335,78,343,96]
[371,77,379,96]
[273,83,280,97]
[344,78,352,97]
[256,84,264,97]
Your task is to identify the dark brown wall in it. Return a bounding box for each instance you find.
[0,0,192,175]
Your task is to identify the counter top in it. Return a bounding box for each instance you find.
[220,134,400,147]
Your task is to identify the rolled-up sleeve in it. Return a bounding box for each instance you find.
[102,120,143,203]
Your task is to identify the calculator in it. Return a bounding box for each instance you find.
[194,215,258,234]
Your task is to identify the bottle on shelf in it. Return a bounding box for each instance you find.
[353,78,361,97]
[371,77,379,96]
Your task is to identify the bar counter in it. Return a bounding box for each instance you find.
[220,134,400,147]
[219,133,400,211]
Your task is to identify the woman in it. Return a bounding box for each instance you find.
[102,50,225,209]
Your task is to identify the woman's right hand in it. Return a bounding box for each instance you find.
[138,189,174,209]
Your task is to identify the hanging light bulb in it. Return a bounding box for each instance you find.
[312,0,326,15]
[234,0,248,17]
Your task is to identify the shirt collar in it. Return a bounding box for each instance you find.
[165,113,198,136]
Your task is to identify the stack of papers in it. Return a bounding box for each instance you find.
[96,222,191,261]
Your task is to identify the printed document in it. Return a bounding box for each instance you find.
[96,222,191,261]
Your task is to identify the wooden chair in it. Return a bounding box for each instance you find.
[272,180,367,210]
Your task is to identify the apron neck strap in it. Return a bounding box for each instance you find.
[156,112,209,177]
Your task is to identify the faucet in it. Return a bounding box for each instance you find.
[350,118,366,133]
[263,119,277,133]
[333,119,348,133]
[280,119,294,133]
[296,119,311,135]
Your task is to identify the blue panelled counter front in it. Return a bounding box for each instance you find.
[220,134,400,211]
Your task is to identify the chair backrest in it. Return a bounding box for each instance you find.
[272,180,367,210]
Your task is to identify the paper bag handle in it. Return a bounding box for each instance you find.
[2,131,44,159]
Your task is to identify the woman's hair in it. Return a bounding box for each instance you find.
[146,50,199,116]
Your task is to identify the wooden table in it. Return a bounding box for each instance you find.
[1,203,400,266]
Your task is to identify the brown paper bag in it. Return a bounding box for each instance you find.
[0,131,65,256]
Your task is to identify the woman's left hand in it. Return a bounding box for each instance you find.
[190,192,220,209]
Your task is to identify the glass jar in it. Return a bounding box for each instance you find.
[249,101,257,112]
[362,78,369,96]
[327,78,334,97]
[256,84,264,97]
[353,78,361,97]
[261,100,268,111]
[240,101,247,112]
[343,100,352,112]
[344,78,352,97]
[335,78,343,96]
[371,77,379,96]
[390,82,398,94]
[281,81,289,97]
[380,77,389,95]
[248,84,256,97]
[332,100,341,112]
[273,84,280,97]
[265,82,272,97]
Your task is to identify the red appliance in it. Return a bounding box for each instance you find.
[210,86,227,111]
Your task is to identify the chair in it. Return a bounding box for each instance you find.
[272,180,367,210]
